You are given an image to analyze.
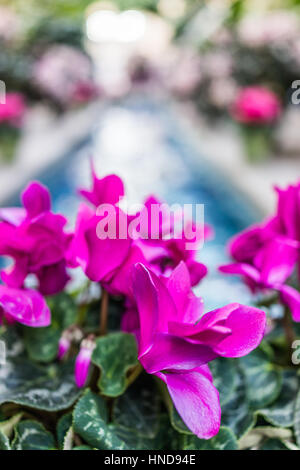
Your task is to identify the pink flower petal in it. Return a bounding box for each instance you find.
[212,304,266,357]
[219,262,260,283]
[21,181,51,218]
[0,285,50,327]
[79,163,124,207]
[140,333,216,374]
[255,238,299,286]
[280,285,300,322]
[164,369,221,439]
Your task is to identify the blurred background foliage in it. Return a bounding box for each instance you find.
[1,0,300,161]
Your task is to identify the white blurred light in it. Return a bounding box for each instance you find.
[117,10,146,43]
[86,9,146,43]
[86,10,118,42]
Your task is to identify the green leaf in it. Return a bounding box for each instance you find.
[257,370,298,428]
[12,421,56,450]
[238,347,282,409]
[260,438,290,450]
[0,413,23,438]
[239,426,293,450]
[210,358,238,406]
[73,445,94,450]
[57,413,73,449]
[0,358,81,411]
[24,326,60,363]
[293,386,300,447]
[92,332,138,397]
[0,327,24,357]
[73,390,128,450]
[63,427,74,450]
[221,368,256,439]
[182,427,238,450]
[47,292,77,330]
[73,390,169,450]
[111,415,174,450]
[0,430,11,450]
[113,374,161,438]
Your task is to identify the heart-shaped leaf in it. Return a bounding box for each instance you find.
[257,370,298,428]
[73,390,128,450]
[0,358,81,411]
[12,421,56,450]
[47,292,77,330]
[74,390,172,450]
[113,374,161,438]
[24,326,60,363]
[221,368,256,439]
[92,332,138,397]
[210,358,238,406]
[57,413,73,449]
[238,347,282,409]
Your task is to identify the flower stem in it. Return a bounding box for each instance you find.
[282,307,295,354]
[127,363,143,387]
[99,289,109,336]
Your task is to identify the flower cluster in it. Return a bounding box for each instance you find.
[220,181,300,321]
[33,45,98,107]
[69,164,266,438]
[0,166,267,439]
[0,181,71,326]
[0,93,26,127]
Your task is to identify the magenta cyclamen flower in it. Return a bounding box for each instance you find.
[72,167,209,296]
[133,195,210,287]
[231,86,281,124]
[219,225,300,320]
[0,284,50,327]
[274,182,300,242]
[0,181,71,295]
[132,262,266,439]
[75,337,95,388]
[79,162,125,208]
[68,203,131,283]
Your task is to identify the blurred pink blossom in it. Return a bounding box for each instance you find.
[0,6,20,43]
[168,51,202,97]
[237,11,299,47]
[231,86,281,124]
[33,45,97,106]
[0,93,26,126]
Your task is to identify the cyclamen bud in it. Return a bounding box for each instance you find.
[58,335,71,360]
[58,326,83,360]
[75,336,96,388]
